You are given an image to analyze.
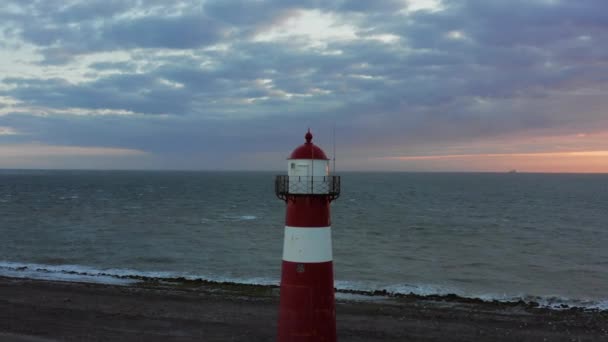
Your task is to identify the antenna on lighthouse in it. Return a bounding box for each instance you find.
[332,123,336,175]
[308,128,314,193]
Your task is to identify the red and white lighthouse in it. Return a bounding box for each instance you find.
[275,130,340,342]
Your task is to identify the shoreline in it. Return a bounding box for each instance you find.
[2,261,606,312]
[1,276,606,341]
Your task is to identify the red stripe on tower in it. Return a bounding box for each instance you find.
[275,130,340,342]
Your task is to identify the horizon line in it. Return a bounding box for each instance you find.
[1,168,607,175]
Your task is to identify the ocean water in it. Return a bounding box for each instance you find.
[0,170,607,310]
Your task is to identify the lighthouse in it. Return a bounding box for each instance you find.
[275,130,340,342]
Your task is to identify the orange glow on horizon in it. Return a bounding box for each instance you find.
[381,150,608,173]
[384,150,608,161]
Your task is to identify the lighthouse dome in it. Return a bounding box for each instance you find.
[289,130,329,160]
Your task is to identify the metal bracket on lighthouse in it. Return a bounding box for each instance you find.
[274,175,340,202]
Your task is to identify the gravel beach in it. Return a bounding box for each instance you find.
[0,276,606,341]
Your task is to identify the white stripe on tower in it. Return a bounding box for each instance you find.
[282,226,333,263]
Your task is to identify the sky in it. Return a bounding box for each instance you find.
[1,0,607,172]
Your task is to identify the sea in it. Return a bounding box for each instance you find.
[0,170,606,310]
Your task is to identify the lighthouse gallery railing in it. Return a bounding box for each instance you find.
[275,175,340,201]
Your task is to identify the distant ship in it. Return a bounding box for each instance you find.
[508,169,517,174]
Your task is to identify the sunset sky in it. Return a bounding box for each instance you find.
[1,0,607,172]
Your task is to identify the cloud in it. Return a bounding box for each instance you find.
[0,143,152,170]
[3,1,227,64]
[2,74,193,115]
[1,0,608,170]
[0,144,147,157]
[88,61,137,71]
[383,151,608,161]
[0,126,19,135]
[102,14,227,50]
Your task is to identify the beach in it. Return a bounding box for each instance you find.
[0,276,606,341]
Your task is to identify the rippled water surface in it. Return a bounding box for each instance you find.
[1,170,607,309]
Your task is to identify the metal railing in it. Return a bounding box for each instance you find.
[275,175,340,202]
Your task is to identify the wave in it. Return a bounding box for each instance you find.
[0,261,276,286]
[1,261,606,312]
[0,261,136,285]
[58,195,79,200]
[334,280,608,311]
[221,215,258,221]
[200,215,258,223]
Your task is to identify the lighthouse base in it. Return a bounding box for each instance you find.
[278,261,336,342]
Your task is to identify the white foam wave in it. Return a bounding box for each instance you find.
[200,215,258,223]
[0,261,134,285]
[122,205,142,210]
[334,280,456,296]
[0,261,277,287]
[222,215,258,221]
[333,280,608,311]
[1,261,605,311]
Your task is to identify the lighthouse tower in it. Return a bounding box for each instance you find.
[275,130,340,342]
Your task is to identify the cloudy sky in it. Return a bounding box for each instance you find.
[1,0,607,172]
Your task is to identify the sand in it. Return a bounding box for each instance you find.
[0,276,606,341]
